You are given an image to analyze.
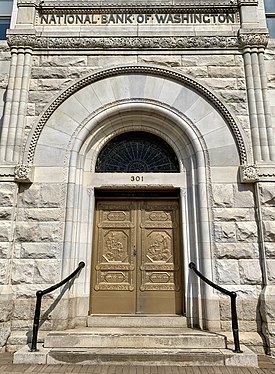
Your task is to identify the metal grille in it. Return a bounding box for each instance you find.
[95,132,180,173]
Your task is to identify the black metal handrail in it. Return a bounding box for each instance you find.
[189,262,242,353]
[30,261,85,352]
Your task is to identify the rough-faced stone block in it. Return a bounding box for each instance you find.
[0,183,16,207]
[11,260,34,284]
[265,243,275,259]
[40,55,87,67]
[234,185,255,208]
[20,243,61,259]
[0,300,13,322]
[212,184,234,207]
[214,243,258,259]
[34,260,60,284]
[214,223,236,242]
[0,243,10,258]
[208,66,244,78]
[236,222,258,242]
[0,260,8,284]
[239,260,262,285]
[15,222,59,242]
[213,208,254,222]
[267,260,275,283]
[216,259,240,284]
[12,299,33,320]
[17,208,61,222]
[264,221,275,242]
[0,322,10,347]
[260,184,275,206]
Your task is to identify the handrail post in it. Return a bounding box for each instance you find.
[29,290,43,352]
[189,262,243,353]
[230,292,242,353]
[29,261,85,352]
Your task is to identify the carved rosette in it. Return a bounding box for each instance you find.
[238,33,269,49]
[240,165,259,183]
[14,164,33,183]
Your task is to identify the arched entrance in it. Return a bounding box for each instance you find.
[91,132,182,314]
[24,65,248,331]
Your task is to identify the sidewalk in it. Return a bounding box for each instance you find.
[1,352,275,374]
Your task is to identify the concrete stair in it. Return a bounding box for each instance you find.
[13,316,258,366]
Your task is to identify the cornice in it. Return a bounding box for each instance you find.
[31,0,240,13]
[7,35,239,50]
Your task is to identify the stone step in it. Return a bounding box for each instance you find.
[87,315,187,328]
[46,347,227,366]
[44,327,226,349]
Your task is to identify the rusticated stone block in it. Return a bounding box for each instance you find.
[15,222,59,242]
[214,223,236,242]
[239,260,262,285]
[216,259,240,284]
[19,184,61,208]
[0,243,10,258]
[11,260,34,284]
[263,221,275,242]
[214,243,258,259]
[12,299,34,320]
[34,260,60,284]
[19,243,61,259]
[236,222,258,242]
[40,55,87,67]
[220,90,247,103]
[265,243,275,258]
[17,208,61,222]
[208,66,244,78]
[262,207,275,220]
[212,184,234,207]
[0,300,13,322]
[260,184,275,206]
[0,183,16,207]
[213,208,254,222]
[267,260,275,283]
[0,322,11,347]
[0,222,12,241]
[233,185,254,208]
[0,260,8,284]
[0,208,13,220]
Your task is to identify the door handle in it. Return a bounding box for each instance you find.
[132,247,137,256]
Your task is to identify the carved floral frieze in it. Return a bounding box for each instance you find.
[7,35,239,49]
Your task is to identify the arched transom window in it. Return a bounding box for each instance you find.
[95,131,180,173]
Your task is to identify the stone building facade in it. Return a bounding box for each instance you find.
[0,0,275,358]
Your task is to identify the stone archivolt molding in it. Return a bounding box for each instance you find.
[26,65,247,165]
[8,35,239,50]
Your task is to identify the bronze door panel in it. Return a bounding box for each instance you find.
[91,199,182,314]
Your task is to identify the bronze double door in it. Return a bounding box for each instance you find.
[90,199,183,314]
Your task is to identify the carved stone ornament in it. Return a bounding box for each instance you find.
[238,32,269,49]
[7,35,239,50]
[14,164,33,183]
[240,165,259,183]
